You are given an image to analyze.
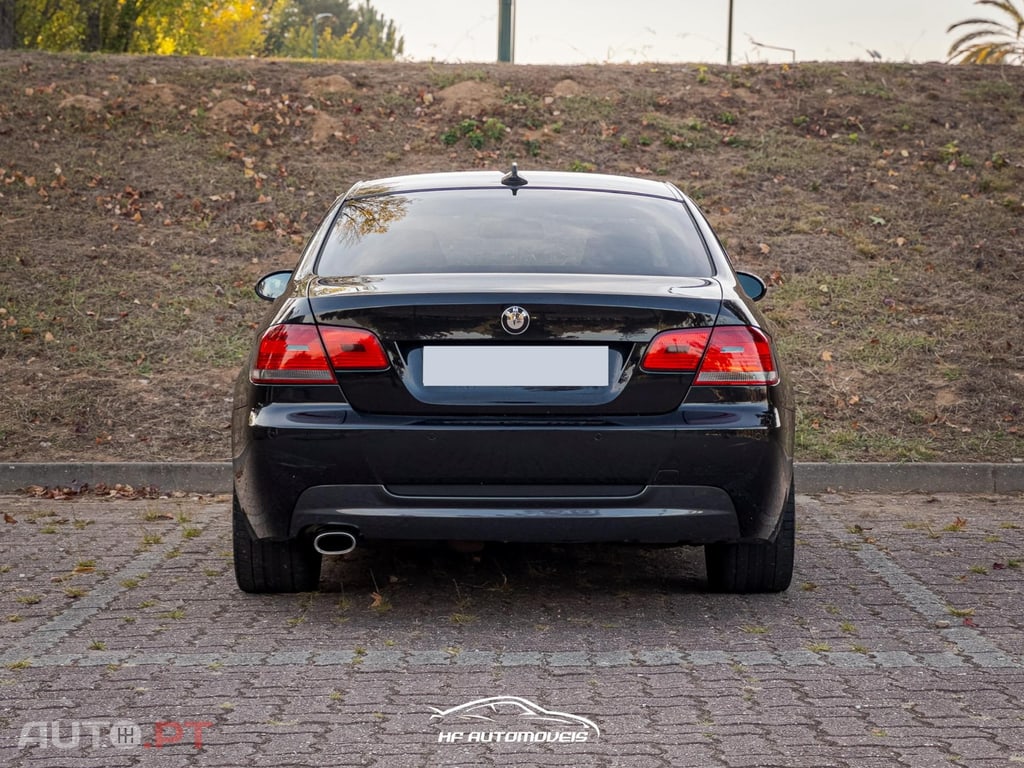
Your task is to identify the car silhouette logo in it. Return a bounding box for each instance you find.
[429,695,600,737]
[500,306,530,335]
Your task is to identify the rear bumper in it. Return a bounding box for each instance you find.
[232,400,794,545]
[290,484,741,544]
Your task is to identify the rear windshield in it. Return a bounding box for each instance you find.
[315,188,714,277]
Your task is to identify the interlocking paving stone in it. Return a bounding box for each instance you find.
[1,492,1023,766]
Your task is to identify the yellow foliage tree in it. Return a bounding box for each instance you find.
[198,1,264,57]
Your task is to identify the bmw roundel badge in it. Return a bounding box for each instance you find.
[501,306,530,335]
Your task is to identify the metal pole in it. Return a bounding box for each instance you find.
[498,0,514,62]
[726,0,734,65]
[313,13,333,59]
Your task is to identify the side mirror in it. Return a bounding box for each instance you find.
[255,270,292,301]
[736,271,767,302]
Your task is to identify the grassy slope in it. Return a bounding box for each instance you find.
[1,52,1022,463]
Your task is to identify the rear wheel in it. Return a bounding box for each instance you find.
[705,481,795,593]
[232,495,321,593]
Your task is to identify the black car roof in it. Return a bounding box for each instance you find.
[345,170,684,201]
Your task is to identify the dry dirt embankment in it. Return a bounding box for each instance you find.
[1,53,1022,463]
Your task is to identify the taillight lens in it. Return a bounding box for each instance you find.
[642,326,778,385]
[252,325,334,384]
[251,325,388,384]
[319,326,389,370]
[641,329,712,372]
[696,326,778,385]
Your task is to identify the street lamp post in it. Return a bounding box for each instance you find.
[313,12,334,59]
[497,0,515,63]
[726,0,734,65]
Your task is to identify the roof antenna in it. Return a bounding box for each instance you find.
[501,162,528,195]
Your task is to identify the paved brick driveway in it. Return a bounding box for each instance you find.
[1,491,1022,766]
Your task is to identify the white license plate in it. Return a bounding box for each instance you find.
[422,346,609,387]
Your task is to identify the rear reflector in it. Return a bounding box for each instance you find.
[251,324,388,384]
[642,326,778,385]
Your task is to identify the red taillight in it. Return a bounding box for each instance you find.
[319,326,389,370]
[641,329,712,372]
[252,325,334,384]
[696,326,778,385]
[642,326,778,385]
[251,325,388,384]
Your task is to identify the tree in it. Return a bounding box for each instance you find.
[263,0,402,59]
[347,0,402,58]
[197,1,265,57]
[83,0,147,52]
[1,0,14,48]
[8,0,401,58]
[13,0,76,50]
[947,0,1024,64]
[131,0,209,55]
[14,0,182,52]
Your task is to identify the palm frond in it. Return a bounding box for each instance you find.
[946,0,1024,64]
[947,17,1015,34]
[974,0,1024,24]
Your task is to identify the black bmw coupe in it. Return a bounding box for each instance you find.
[232,167,795,594]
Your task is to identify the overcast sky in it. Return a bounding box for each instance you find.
[370,0,982,64]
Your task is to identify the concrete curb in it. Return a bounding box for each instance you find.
[2,462,1023,495]
[1,462,229,494]
[796,462,1024,494]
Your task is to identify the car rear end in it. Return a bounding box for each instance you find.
[231,171,794,593]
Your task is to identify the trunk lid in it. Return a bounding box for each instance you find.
[308,273,723,416]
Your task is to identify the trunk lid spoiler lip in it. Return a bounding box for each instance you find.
[309,273,724,301]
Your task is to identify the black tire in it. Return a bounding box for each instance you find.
[232,494,321,593]
[704,481,795,594]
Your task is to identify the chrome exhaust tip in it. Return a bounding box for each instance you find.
[313,530,358,556]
